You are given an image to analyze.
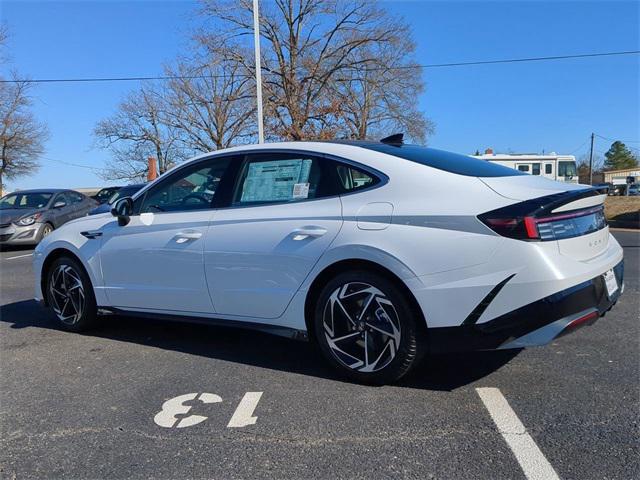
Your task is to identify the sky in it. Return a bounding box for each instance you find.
[1,0,639,191]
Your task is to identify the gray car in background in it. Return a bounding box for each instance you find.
[0,189,97,246]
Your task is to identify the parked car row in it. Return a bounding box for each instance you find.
[0,184,146,246]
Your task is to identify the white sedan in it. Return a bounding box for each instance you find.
[33,136,624,384]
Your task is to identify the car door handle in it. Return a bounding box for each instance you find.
[174,231,202,243]
[291,226,328,240]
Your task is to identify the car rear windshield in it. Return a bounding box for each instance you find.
[359,144,526,177]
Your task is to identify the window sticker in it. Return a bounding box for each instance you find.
[292,183,310,199]
[241,159,312,202]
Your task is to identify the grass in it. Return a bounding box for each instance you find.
[605,196,640,229]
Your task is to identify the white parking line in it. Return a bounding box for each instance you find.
[3,253,33,260]
[227,392,263,428]
[476,388,559,480]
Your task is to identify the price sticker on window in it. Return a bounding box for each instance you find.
[292,183,310,199]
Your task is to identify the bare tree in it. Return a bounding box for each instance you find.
[0,76,49,196]
[331,30,434,143]
[199,0,431,141]
[0,27,49,195]
[94,84,188,181]
[165,52,257,152]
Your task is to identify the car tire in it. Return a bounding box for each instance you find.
[45,256,98,332]
[313,270,426,385]
[39,222,54,242]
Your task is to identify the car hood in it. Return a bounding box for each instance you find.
[479,175,587,201]
[0,208,42,224]
[88,203,112,215]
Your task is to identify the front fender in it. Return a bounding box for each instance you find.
[35,214,114,306]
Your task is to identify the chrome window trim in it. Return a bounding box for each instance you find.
[130,148,389,214]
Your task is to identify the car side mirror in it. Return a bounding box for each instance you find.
[111,197,134,226]
[53,200,66,209]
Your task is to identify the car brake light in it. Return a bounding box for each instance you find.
[479,203,606,241]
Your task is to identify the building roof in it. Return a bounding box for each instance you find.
[602,167,640,174]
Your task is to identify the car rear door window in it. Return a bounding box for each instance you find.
[233,154,326,205]
[233,153,381,206]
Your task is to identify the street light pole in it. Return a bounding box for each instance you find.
[588,132,595,185]
[252,0,265,144]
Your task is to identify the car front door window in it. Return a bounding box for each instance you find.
[53,193,68,207]
[141,161,231,213]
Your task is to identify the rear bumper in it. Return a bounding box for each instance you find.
[429,260,624,353]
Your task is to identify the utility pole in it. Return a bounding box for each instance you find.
[252,0,265,144]
[588,132,595,185]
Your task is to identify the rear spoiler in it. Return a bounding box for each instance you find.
[494,187,604,218]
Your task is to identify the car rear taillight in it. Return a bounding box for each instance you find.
[532,206,606,240]
[479,192,607,241]
[481,216,534,240]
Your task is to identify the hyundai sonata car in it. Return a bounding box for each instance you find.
[33,137,624,383]
[1,189,97,246]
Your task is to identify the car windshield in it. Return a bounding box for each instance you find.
[0,192,53,209]
[95,188,118,202]
[108,186,142,204]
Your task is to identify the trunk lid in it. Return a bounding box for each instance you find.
[479,175,586,201]
[478,177,609,261]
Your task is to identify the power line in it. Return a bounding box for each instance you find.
[568,137,592,155]
[41,156,103,171]
[407,50,640,70]
[0,50,638,84]
[594,133,640,144]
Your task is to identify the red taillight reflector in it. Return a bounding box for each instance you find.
[523,216,539,239]
[565,310,599,330]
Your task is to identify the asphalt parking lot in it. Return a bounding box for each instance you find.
[1,231,638,479]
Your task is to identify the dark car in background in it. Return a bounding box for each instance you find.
[88,183,146,215]
[92,186,122,204]
[0,189,97,246]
